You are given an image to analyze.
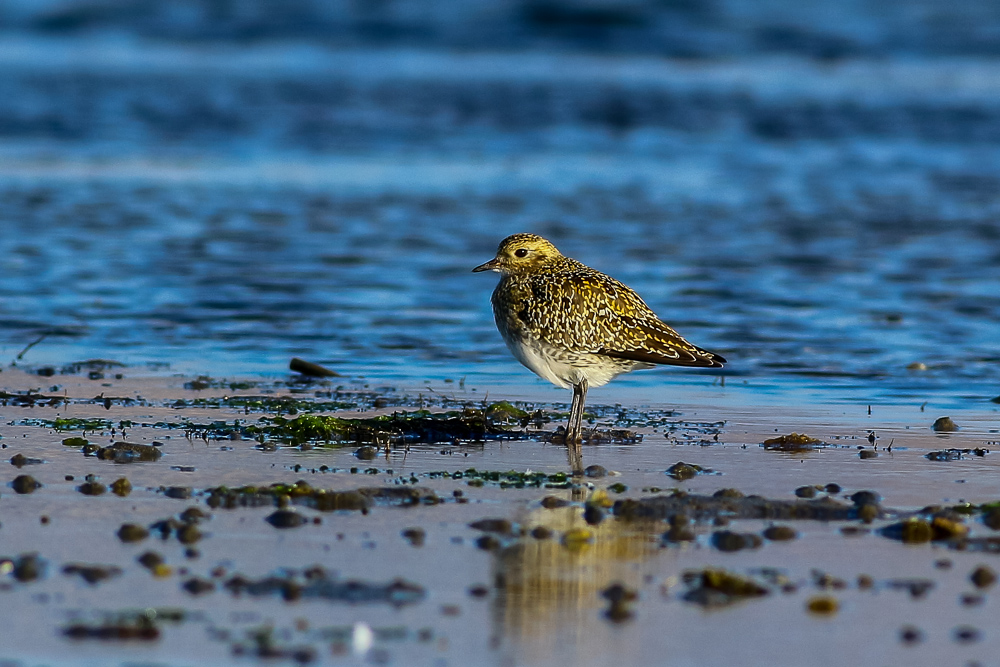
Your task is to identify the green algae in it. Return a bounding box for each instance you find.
[22,417,126,432]
[171,395,356,414]
[168,410,526,445]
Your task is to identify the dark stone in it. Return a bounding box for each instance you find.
[849,490,881,506]
[932,416,958,432]
[970,565,997,589]
[712,530,762,552]
[12,474,41,494]
[763,525,797,541]
[117,523,149,543]
[182,577,215,595]
[540,495,570,509]
[266,510,307,529]
[583,504,605,525]
[468,518,513,534]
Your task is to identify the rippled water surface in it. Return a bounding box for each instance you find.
[1,38,998,410]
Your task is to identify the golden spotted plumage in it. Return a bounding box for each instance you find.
[474,233,725,443]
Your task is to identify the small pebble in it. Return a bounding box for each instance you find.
[137,551,164,570]
[402,527,426,547]
[182,577,215,595]
[530,526,553,540]
[179,507,209,524]
[117,523,149,543]
[77,481,106,496]
[265,510,307,529]
[176,525,202,544]
[794,486,817,499]
[982,508,1000,530]
[475,535,501,551]
[11,475,41,494]
[850,491,881,506]
[110,478,132,497]
[970,565,997,589]
[953,626,980,643]
[468,518,512,534]
[354,446,378,460]
[806,596,838,615]
[857,504,879,523]
[583,505,605,526]
[763,525,797,541]
[932,416,958,432]
[899,626,923,645]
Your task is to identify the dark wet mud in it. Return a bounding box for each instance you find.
[2,367,1000,666]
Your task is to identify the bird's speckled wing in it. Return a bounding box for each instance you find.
[495,259,724,368]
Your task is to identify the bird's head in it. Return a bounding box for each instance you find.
[472,233,563,276]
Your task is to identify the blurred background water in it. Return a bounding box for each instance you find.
[0,0,998,408]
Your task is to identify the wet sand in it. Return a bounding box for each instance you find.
[1,365,999,666]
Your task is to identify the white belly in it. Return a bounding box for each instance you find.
[504,335,647,389]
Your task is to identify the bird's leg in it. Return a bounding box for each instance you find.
[566,379,589,444]
[566,439,583,475]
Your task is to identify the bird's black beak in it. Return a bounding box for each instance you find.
[472,258,501,273]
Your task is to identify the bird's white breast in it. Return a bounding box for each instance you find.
[502,334,640,389]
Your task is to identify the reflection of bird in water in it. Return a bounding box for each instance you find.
[488,501,659,659]
[474,233,726,446]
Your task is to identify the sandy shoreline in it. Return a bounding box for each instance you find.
[1,364,999,666]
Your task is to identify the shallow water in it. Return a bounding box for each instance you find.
[0,38,998,411]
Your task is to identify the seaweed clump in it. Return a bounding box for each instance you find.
[614,490,861,523]
[666,462,704,480]
[762,433,823,451]
[682,569,769,607]
[63,563,123,585]
[63,612,160,641]
[95,443,163,463]
[881,513,969,544]
[223,566,424,607]
[926,448,988,462]
[205,481,438,512]
[243,409,521,445]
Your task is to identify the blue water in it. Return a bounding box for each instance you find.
[1,5,999,409]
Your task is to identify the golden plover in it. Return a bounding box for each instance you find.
[473,233,725,442]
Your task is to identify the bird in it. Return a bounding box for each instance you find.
[473,233,725,443]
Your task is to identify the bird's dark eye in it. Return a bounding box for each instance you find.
[514,248,529,258]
